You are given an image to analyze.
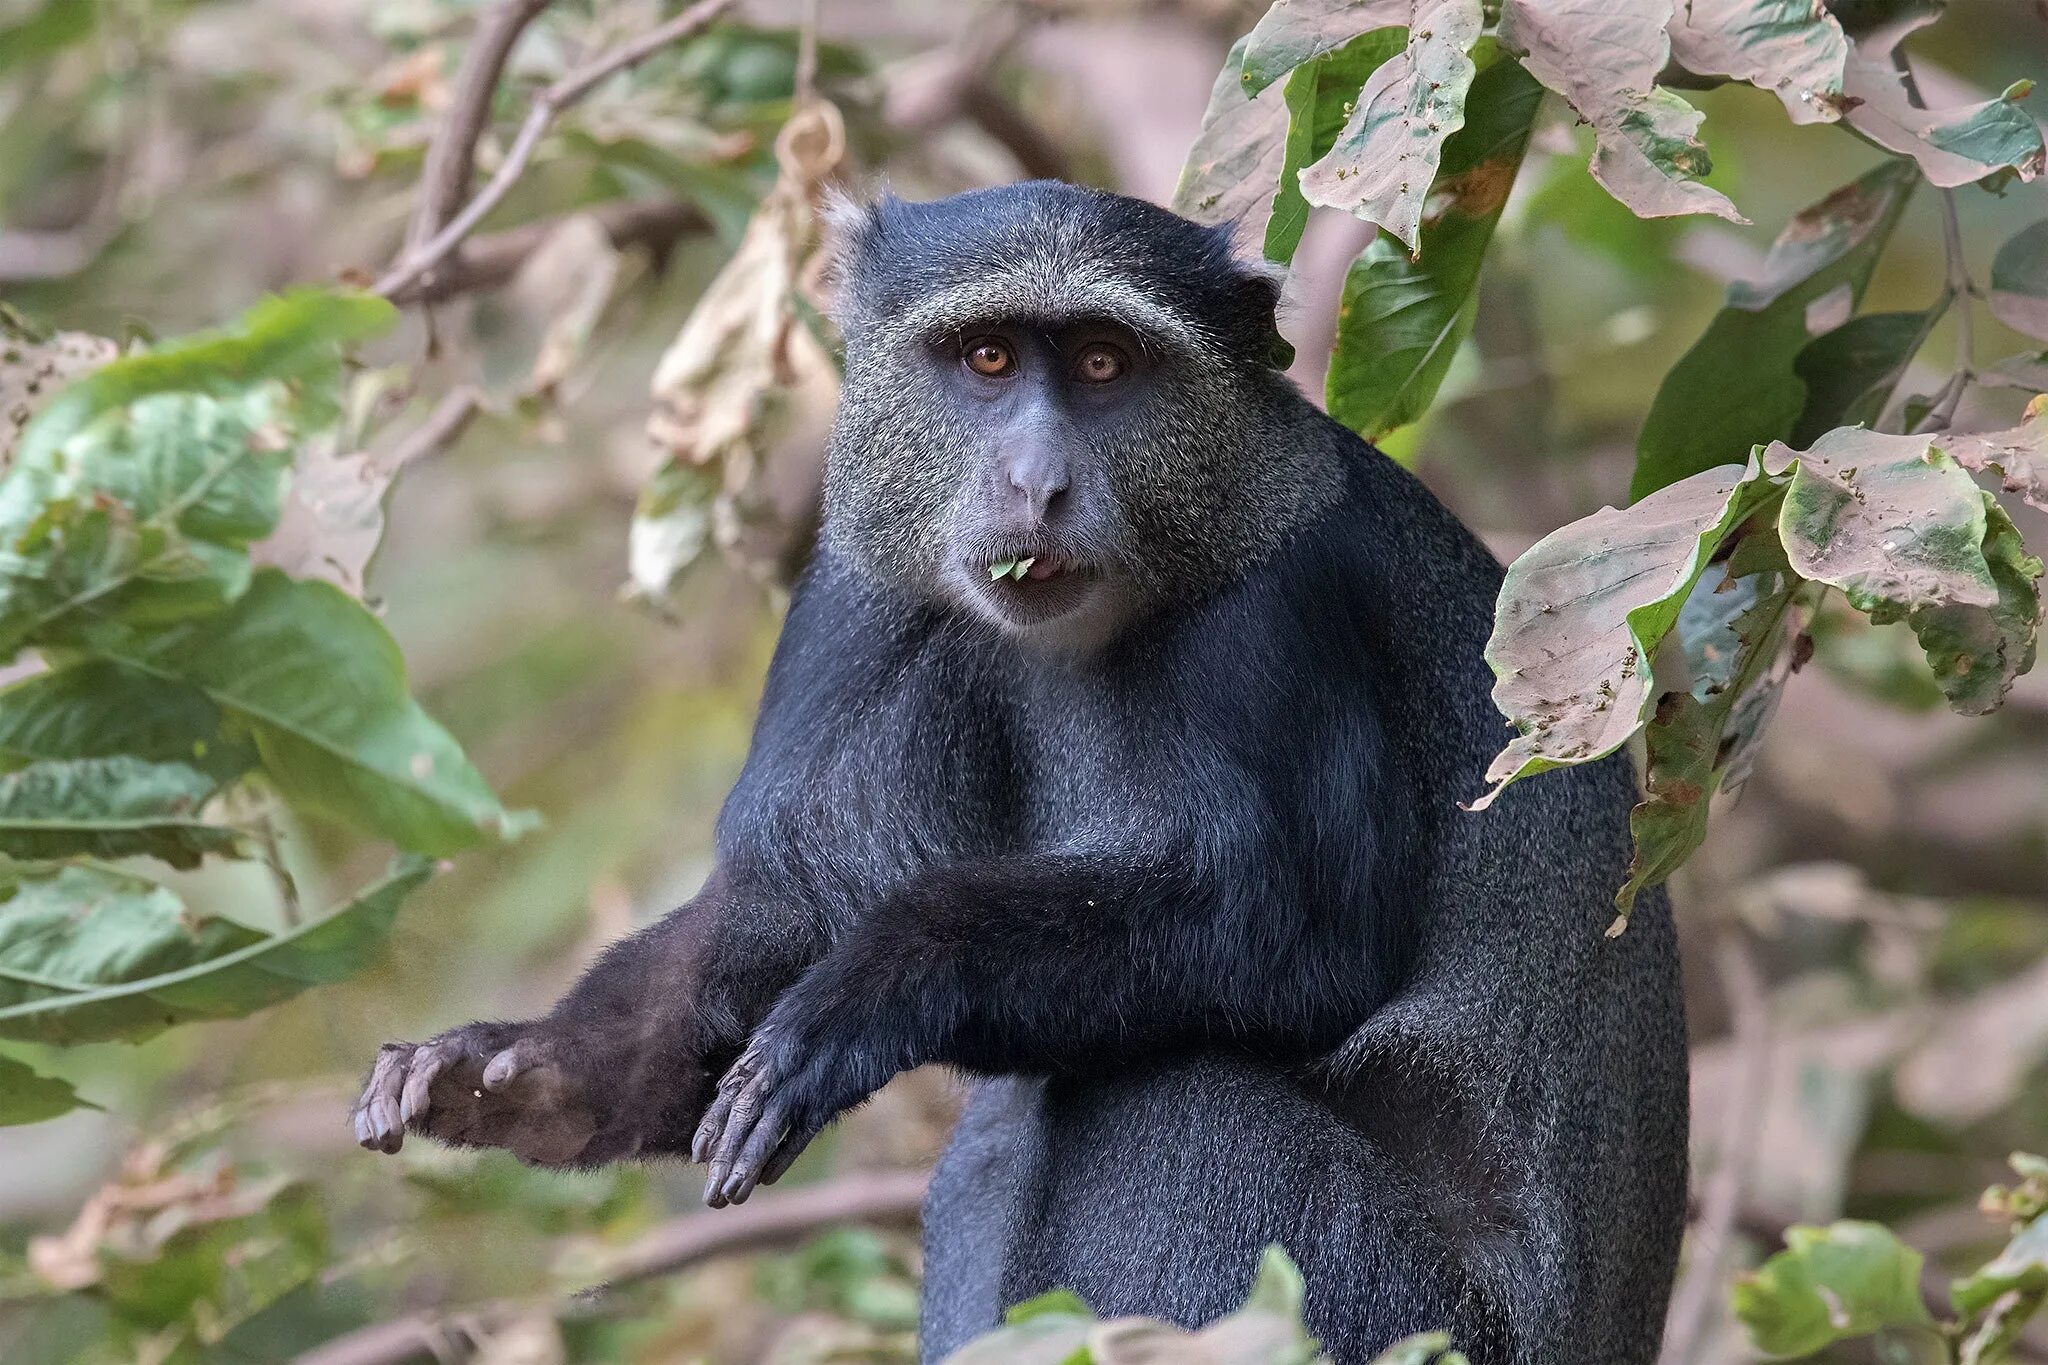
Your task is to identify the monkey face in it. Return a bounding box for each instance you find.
[819,183,1336,650]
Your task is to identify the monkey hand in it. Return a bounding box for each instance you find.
[351,1018,708,1168]
[692,990,897,1206]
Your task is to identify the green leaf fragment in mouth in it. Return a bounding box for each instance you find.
[989,557,1036,581]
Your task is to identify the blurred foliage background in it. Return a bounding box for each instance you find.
[0,0,2044,1361]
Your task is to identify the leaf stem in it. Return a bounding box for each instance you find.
[1892,51,1976,437]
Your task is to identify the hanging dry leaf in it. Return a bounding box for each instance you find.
[510,214,624,398]
[634,100,846,603]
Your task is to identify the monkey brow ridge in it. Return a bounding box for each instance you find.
[894,266,1220,359]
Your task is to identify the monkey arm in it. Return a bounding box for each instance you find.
[352,863,829,1166]
[694,843,1338,1204]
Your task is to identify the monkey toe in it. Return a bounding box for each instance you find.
[353,1043,415,1154]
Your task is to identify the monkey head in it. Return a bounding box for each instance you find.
[820,181,1340,650]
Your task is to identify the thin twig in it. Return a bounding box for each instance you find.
[381,385,483,471]
[388,197,707,305]
[794,0,822,109]
[291,1169,928,1365]
[406,0,559,256]
[375,0,743,301]
[1658,931,1770,1365]
[1894,50,1977,437]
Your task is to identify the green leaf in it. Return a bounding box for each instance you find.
[1171,36,1293,236]
[1005,1290,1096,1325]
[1501,0,1742,223]
[96,1176,327,1345]
[71,571,535,856]
[1324,55,1543,438]
[946,1312,1095,1365]
[0,660,256,783]
[1298,0,1485,252]
[0,1051,96,1124]
[1991,219,2048,343]
[1474,457,1779,808]
[1267,28,1410,266]
[1367,1332,1457,1365]
[1617,564,1796,918]
[1791,309,1943,445]
[1633,160,1917,500]
[1240,0,1411,96]
[1665,0,1851,125]
[15,289,396,470]
[1735,1221,1934,1358]
[1907,497,2043,716]
[1953,1217,2048,1318]
[0,857,431,1044]
[0,0,96,78]
[0,861,261,1016]
[0,389,291,654]
[0,757,243,868]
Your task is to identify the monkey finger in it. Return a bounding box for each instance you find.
[689,1089,733,1165]
[357,1044,412,1153]
[718,1103,791,1206]
[759,1120,822,1188]
[399,1043,452,1125]
[482,1039,541,1092]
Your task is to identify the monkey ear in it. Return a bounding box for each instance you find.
[818,185,896,324]
[1209,229,1297,371]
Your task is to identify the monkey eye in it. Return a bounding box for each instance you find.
[1073,343,1128,385]
[962,338,1017,378]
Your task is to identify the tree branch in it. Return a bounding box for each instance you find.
[292,1169,928,1365]
[406,0,559,256]
[375,0,743,302]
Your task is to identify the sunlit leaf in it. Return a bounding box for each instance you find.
[1991,219,2048,342]
[1953,1215,2048,1317]
[1298,0,1485,252]
[1473,456,1779,808]
[1734,1222,1933,1357]
[0,1051,95,1125]
[14,289,395,470]
[1938,395,2048,513]
[1766,428,2044,714]
[0,857,431,1044]
[1842,26,2045,189]
[67,572,534,857]
[1501,0,1743,223]
[1633,160,1916,499]
[1325,54,1543,438]
[1240,0,1411,95]
[1172,36,1292,235]
[0,758,242,868]
[1665,0,1851,124]
[1268,28,1409,266]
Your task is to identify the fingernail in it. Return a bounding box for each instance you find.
[703,1164,727,1204]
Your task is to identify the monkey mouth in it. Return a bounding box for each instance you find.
[961,552,1104,632]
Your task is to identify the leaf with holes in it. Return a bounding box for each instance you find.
[1240,0,1412,96]
[1174,36,1294,235]
[1842,21,2044,190]
[1297,0,1485,252]
[1938,394,2048,513]
[1267,28,1409,266]
[1,314,116,467]
[1473,456,1780,808]
[1665,0,1851,125]
[1500,0,1743,223]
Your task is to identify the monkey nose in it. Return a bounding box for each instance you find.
[1003,450,1070,523]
